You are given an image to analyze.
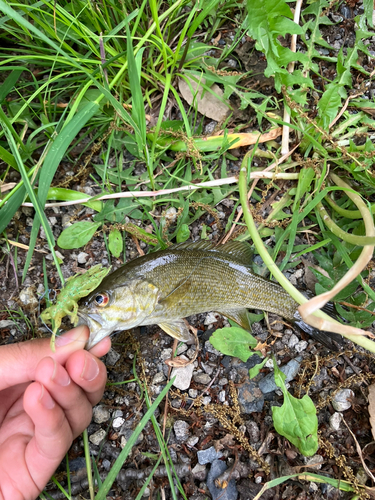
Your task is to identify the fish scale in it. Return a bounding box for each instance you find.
[78,240,342,350]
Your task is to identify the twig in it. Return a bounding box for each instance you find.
[162,338,177,439]
[342,417,375,482]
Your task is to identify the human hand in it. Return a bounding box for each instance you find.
[0,326,111,500]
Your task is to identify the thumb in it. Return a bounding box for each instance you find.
[0,326,89,391]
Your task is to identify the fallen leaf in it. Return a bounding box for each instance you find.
[178,76,230,121]
[214,434,235,451]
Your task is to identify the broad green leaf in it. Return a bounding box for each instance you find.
[272,360,318,456]
[176,224,190,243]
[210,327,257,362]
[57,221,101,249]
[108,228,123,258]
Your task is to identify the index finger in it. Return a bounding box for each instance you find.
[0,326,90,390]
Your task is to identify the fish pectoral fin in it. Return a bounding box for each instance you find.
[156,278,192,310]
[158,320,194,342]
[217,308,252,331]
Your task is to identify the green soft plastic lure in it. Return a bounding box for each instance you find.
[41,264,111,350]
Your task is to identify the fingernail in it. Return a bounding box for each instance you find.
[55,327,87,348]
[81,355,99,382]
[39,384,55,410]
[52,359,70,387]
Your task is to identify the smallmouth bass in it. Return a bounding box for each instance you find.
[78,241,341,350]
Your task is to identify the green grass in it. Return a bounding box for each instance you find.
[1,0,375,497]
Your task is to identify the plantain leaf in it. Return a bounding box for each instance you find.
[108,228,123,258]
[210,327,257,362]
[57,221,101,249]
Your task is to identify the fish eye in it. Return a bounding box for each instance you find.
[94,293,109,307]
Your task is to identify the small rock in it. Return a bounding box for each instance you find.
[202,396,211,405]
[77,252,89,264]
[246,421,260,443]
[205,340,222,356]
[238,379,264,414]
[186,347,197,359]
[187,436,199,447]
[194,373,211,385]
[171,356,194,390]
[331,13,343,22]
[332,389,354,412]
[174,420,189,441]
[192,463,207,481]
[189,389,198,398]
[177,344,188,355]
[201,362,214,375]
[93,405,110,424]
[120,429,143,447]
[165,207,177,223]
[207,459,238,500]
[152,372,166,385]
[102,458,111,471]
[329,412,342,431]
[197,446,222,465]
[204,312,220,325]
[89,429,106,446]
[219,378,228,386]
[19,287,38,307]
[105,349,121,366]
[259,357,302,394]
[218,390,226,402]
[113,417,125,429]
[161,348,172,361]
[288,334,299,349]
[295,340,308,353]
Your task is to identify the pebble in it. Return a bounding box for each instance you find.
[197,446,223,465]
[202,396,212,405]
[189,388,198,398]
[19,287,38,307]
[218,390,226,402]
[89,429,106,446]
[120,429,144,447]
[186,436,199,447]
[329,412,342,431]
[207,459,238,500]
[219,378,228,386]
[165,207,177,223]
[174,420,190,441]
[106,349,121,366]
[332,389,354,412]
[194,373,211,385]
[246,421,260,443]
[113,417,125,429]
[93,405,110,424]
[259,357,302,394]
[205,340,222,356]
[77,252,89,264]
[237,379,264,414]
[152,371,166,385]
[204,312,220,325]
[295,340,308,353]
[186,347,197,359]
[171,356,194,390]
[288,334,299,349]
[177,344,188,355]
[192,463,207,481]
[201,362,214,375]
[161,348,172,361]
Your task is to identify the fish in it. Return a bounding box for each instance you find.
[77,241,343,350]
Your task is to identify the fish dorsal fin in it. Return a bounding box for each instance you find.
[171,240,253,265]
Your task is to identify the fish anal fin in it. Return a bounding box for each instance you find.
[217,308,252,331]
[158,320,194,342]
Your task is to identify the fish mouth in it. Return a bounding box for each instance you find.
[77,310,113,350]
